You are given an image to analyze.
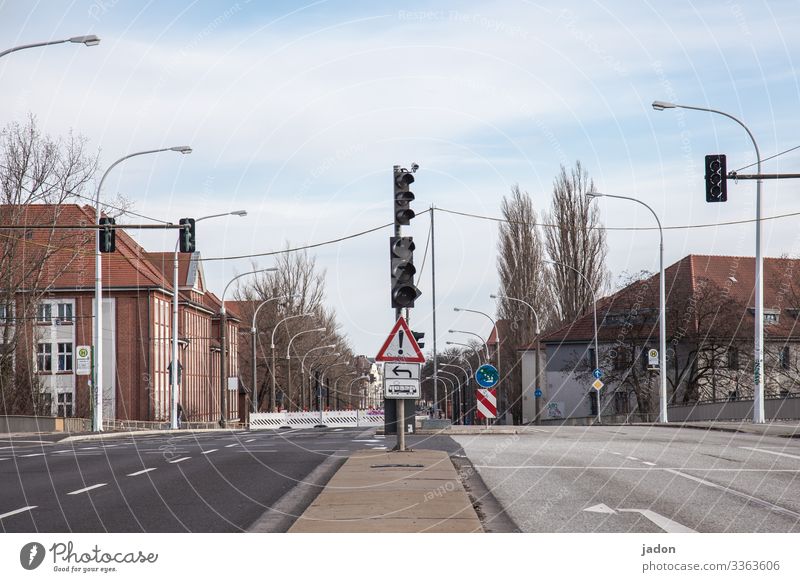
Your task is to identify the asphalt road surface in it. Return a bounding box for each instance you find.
[452,425,800,533]
[0,427,381,532]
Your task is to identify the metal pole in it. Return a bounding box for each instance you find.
[653,101,764,423]
[0,36,100,59]
[171,244,179,429]
[589,193,666,423]
[431,205,439,413]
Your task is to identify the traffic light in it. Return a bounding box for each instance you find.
[704,154,727,202]
[393,167,415,226]
[390,236,421,308]
[411,330,425,349]
[179,218,196,253]
[98,217,115,253]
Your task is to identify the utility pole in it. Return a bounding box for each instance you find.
[430,205,439,413]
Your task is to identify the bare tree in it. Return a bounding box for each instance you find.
[0,115,97,415]
[496,185,551,424]
[544,161,607,323]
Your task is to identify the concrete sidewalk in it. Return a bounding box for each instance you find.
[288,449,483,533]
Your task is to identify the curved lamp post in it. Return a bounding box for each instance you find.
[441,363,470,424]
[285,326,326,410]
[1,35,100,59]
[170,210,246,429]
[448,329,489,361]
[653,100,764,423]
[271,312,314,412]
[454,306,504,421]
[300,345,336,410]
[93,145,191,432]
[218,267,277,427]
[588,192,666,423]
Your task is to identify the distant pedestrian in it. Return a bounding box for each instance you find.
[177,403,186,429]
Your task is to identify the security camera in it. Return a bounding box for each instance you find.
[410,163,419,173]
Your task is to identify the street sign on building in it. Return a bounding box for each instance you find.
[375,316,425,363]
[75,346,91,376]
[534,388,542,398]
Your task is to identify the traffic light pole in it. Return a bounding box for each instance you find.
[430,205,439,414]
[394,176,406,453]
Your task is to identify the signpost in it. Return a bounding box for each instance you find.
[376,316,425,448]
[593,368,603,380]
[475,364,499,388]
[75,346,91,376]
[647,349,659,371]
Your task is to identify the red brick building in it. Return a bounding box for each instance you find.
[0,204,241,423]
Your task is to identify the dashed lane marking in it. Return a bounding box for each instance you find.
[127,468,157,476]
[739,446,800,461]
[0,506,37,520]
[167,457,191,464]
[67,484,107,495]
[201,449,218,455]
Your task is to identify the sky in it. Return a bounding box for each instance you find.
[2,0,800,355]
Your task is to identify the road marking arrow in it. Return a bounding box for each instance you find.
[583,504,697,532]
[584,503,616,514]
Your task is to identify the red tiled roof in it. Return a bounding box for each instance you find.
[542,254,800,344]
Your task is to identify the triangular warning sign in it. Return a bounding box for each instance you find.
[375,316,425,363]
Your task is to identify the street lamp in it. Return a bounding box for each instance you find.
[219,267,278,427]
[286,326,326,411]
[271,312,315,412]
[438,369,462,422]
[441,363,469,424]
[0,35,101,59]
[653,99,765,423]
[249,293,299,413]
[93,146,191,432]
[347,375,370,408]
[490,292,544,424]
[446,341,483,364]
[312,356,344,414]
[448,329,489,361]
[301,345,337,409]
[588,192,666,423]
[454,306,504,421]
[170,210,247,429]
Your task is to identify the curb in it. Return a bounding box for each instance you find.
[57,428,245,443]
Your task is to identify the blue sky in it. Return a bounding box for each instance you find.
[2,0,800,354]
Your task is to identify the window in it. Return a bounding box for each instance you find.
[37,343,52,372]
[37,303,52,324]
[727,346,739,370]
[57,392,73,417]
[587,347,596,368]
[56,303,73,323]
[0,303,11,324]
[57,342,73,372]
[764,312,779,325]
[613,348,631,370]
[779,346,791,370]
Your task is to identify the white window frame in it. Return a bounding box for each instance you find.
[57,342,73,372]
[56,303,73,324]
[37,303,52,324]
[37,342,52,372]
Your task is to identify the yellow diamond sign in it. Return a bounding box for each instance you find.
[592,379,604,391]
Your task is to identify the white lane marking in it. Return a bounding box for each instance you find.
[80,447,98,450]
[371,446,387,450]
[610,452,622,456]
[0,458,9,461]
[167,457,191,464]
[68,483,107,495]
[626,456,640,461]
[245,439,256,443]
[201,449,218,455]
[102,444,119,448]
[352,439,381,443]
[20,453,46,458]
[739,446,800,461]
[127,468,157,476]
[473,465,800,472]
[0,506,37,520]
[665,468,800,520]
[642,462,657,466]
[617,509,697,533]
[225,444,238,448]
[583,504,696,532]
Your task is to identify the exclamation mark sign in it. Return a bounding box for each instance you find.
[398,330,404,355]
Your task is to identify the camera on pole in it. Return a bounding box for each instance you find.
[390,236,421,308]
[704,154,727,202]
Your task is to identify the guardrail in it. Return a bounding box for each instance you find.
[250,410,385,429]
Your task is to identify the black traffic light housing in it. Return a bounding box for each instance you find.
[390,236,421,308]
[393,168,415,226]
[412,331,425,349]
[179,218,196,253]
[99,217,115,253]
[704,154,727,202]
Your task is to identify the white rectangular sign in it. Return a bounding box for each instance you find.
[383,362,420,380]
[75,345,91,376]
[227,376,238,391]
[384,378,420,399]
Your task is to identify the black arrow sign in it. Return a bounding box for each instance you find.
[391,365,413,378]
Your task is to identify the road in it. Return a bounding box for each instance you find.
[0,427,382,532]
[450,425,800,532]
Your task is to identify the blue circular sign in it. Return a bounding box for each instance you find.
[593,368,603,379]
[475,364,499,388]
[534,389,542,398]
